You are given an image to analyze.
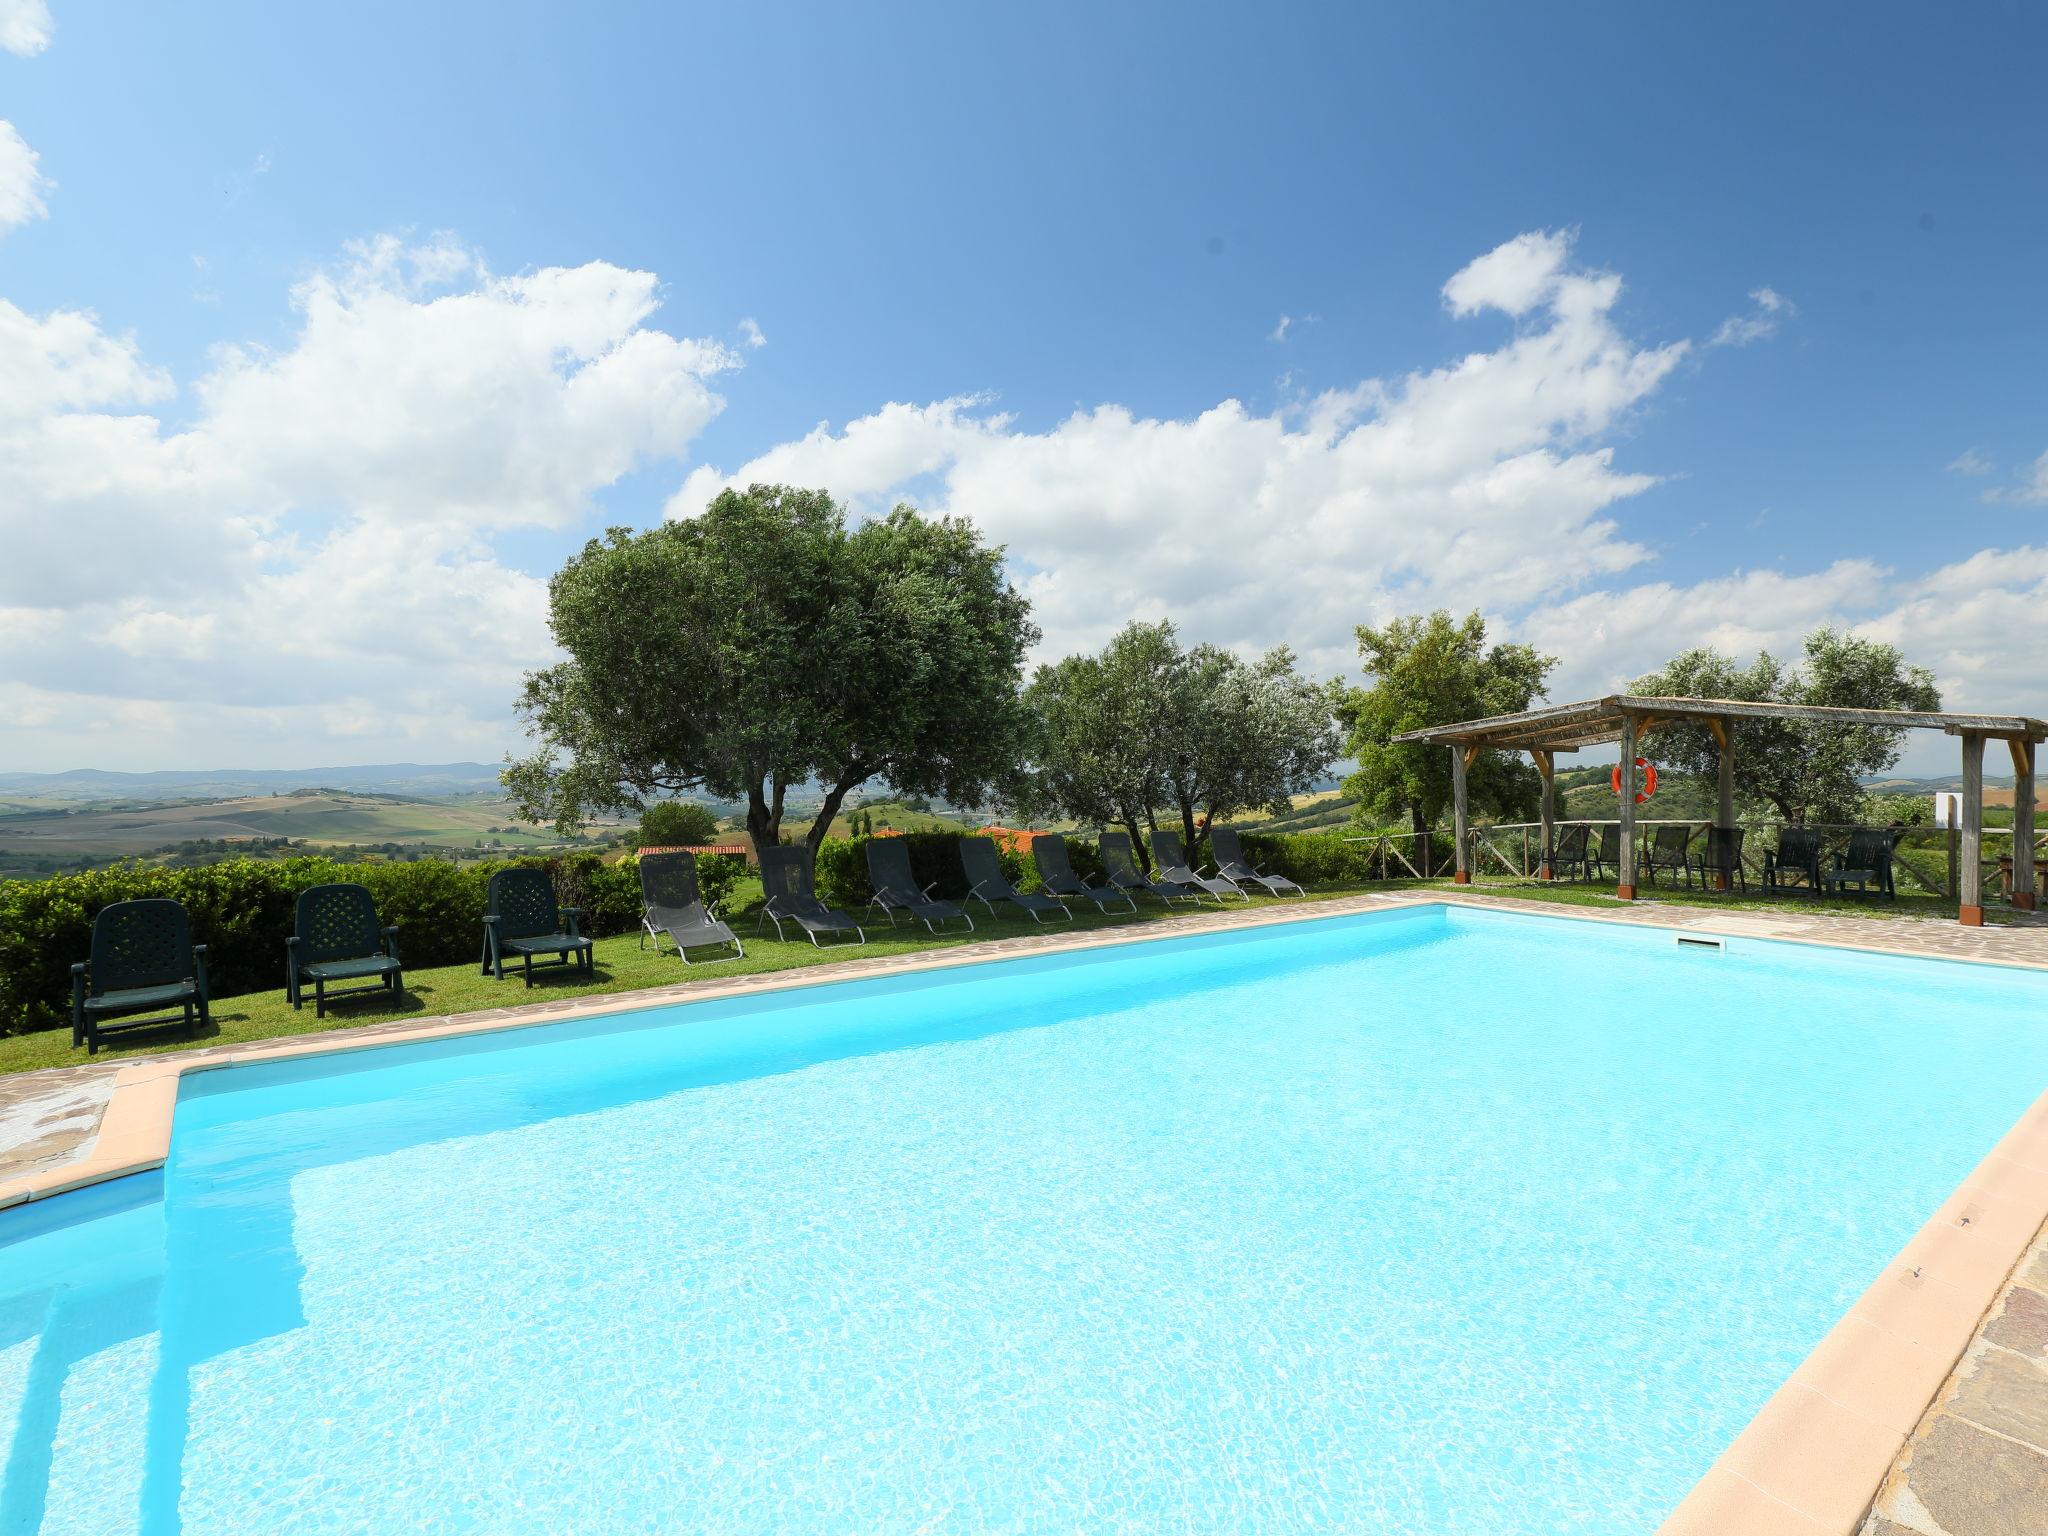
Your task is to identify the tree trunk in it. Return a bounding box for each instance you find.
[1121,810,1151,873]
[745,777,789,860]
[1180,795,1201,865]
[806,768,871,853]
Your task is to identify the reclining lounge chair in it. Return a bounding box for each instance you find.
[1150,829,1247,903]
[639,851,744,962]
[759,846,866,947]
[1100,831,1205,905]
[1209,828,1303,897]
[961,836,1071,924]
[1031,834,1136,913]
[866,838,972,933]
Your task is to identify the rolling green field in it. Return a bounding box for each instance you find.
[0,790,612,878]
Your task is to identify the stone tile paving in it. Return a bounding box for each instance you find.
[4,885,2046,1526]
[1863,1229,2048,1536]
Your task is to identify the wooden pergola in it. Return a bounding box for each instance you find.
[1393,695,2048,926]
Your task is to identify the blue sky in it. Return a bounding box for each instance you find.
[2,0,2044,771]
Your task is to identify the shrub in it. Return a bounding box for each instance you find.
[813,832,1047,909]
[1235,831,1374,885]
[0,853,649,1035]
[635,800,722,850]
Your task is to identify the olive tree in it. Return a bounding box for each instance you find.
[1021,621,1338,865]
[1632,627,1940,823]
[1334,610,1555,844]
[506,484,1038,858]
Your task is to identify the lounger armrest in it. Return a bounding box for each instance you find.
[193,944,210,998]
[70,961,86,1002]
[383,925,403,963]
[921,880,942,897]
[559,906,585,939]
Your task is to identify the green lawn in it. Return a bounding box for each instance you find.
[1406,871,1992,921]
[5,873,1991,1078]
[0,886,1380,1077]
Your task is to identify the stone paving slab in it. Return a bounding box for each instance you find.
[1865,1233,2048,1536]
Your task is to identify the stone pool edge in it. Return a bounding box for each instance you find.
[4,889,2043,1533]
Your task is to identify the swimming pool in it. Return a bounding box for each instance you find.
[3,903,2045,1533]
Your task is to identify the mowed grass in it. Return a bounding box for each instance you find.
[1404,871,1993,921]
[0,885,1383,1077]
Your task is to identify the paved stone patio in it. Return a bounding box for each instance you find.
[4,884,2046,1529]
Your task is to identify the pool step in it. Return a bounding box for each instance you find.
[0,1281,159,1536]
[1674,934,1726,951]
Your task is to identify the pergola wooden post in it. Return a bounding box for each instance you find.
[1534,749,1556,880]
[1959,731,1985,926]
[1395,694,2048,929]
[1616,716,1638,900]
[1709,718,1735,891]
[1449,744,1472,885]
[2013,738,2038,912]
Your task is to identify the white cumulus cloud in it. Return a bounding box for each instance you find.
[676,231,1687,674]
[0,120,52,233]
[0,0,51,56]
[0,236,738,767]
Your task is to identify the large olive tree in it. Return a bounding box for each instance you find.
[505,484,1038,857]
[1632,627,1940,823]
[1022,620,1338,865]
[1334,610,1555,843]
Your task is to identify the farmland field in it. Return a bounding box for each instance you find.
[0,791,609,878]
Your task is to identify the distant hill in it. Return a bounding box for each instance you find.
[0,762,508,803]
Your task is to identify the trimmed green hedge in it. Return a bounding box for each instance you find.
[1234,831,1379,885]
[812,832,1113,910]
[0,852,746,1035]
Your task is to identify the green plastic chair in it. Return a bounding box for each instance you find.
[287,883,404,1017]
[480,868,595,985]
[71,899,210,1055]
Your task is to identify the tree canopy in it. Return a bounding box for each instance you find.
[1335,611,1556,839]
[506,484,1038,856]
[1021,621,1338,863]
[635,800,720,850]
[1631,627,1940,823]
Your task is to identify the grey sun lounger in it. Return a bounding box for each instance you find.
[1099,831,1206,905]
[638,851,744,963]
[1031,834,1136,913]
[1150,829,1249,903]
[759,846,866,947]
[960,836,1071,923]
[866,838,972,933]
[1208,828,1304,897]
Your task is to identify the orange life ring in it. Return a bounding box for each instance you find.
[1611,759,1658,803]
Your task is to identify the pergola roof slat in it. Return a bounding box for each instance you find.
[1392,694,2048,746]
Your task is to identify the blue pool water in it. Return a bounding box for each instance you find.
[4,904,2047,1533]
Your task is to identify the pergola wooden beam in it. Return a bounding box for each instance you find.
[1399,695,2048,924]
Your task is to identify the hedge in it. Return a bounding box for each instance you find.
[811,832,1117,910]
[0,851,746,1036]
